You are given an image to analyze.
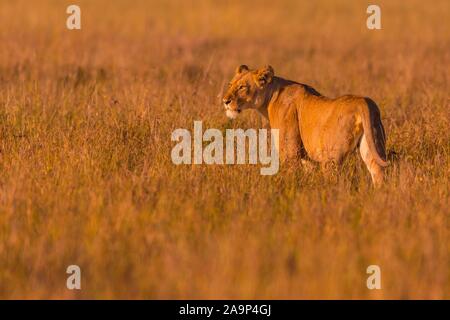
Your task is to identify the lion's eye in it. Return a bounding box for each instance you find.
[238,85,247,90]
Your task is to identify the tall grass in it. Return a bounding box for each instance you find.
[0,0,448,298]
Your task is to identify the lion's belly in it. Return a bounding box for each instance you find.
[300,111,363,163]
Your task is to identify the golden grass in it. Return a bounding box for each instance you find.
[0,0,448,299]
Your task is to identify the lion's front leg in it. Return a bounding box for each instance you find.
[301,159,317,172]
[278,126,304,163]
[269,107,307,167]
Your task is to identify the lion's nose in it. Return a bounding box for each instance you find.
[223,98,231,105]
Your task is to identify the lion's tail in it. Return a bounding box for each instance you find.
[360,98,389,167]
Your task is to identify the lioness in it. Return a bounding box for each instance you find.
[222,65,388,186]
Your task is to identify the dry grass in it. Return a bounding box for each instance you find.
[0,0,449,299]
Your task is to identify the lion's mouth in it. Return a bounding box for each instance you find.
[226,109,239,119]
[224,104,241,118]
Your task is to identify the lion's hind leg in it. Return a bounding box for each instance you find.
[359,134,384,187]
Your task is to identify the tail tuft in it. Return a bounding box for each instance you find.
[360,98,389,167]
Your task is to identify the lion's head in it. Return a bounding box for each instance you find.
[222,65,274,119]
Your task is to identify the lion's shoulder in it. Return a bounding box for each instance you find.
[274,77,322,98]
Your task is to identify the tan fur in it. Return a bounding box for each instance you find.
[223,65,388,186]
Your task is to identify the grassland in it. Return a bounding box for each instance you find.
[0,0,448,299]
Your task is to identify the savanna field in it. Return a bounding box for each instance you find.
[0,0,449,299]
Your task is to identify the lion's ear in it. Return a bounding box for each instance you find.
[255,65,274,87]
[235,64,249,74]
